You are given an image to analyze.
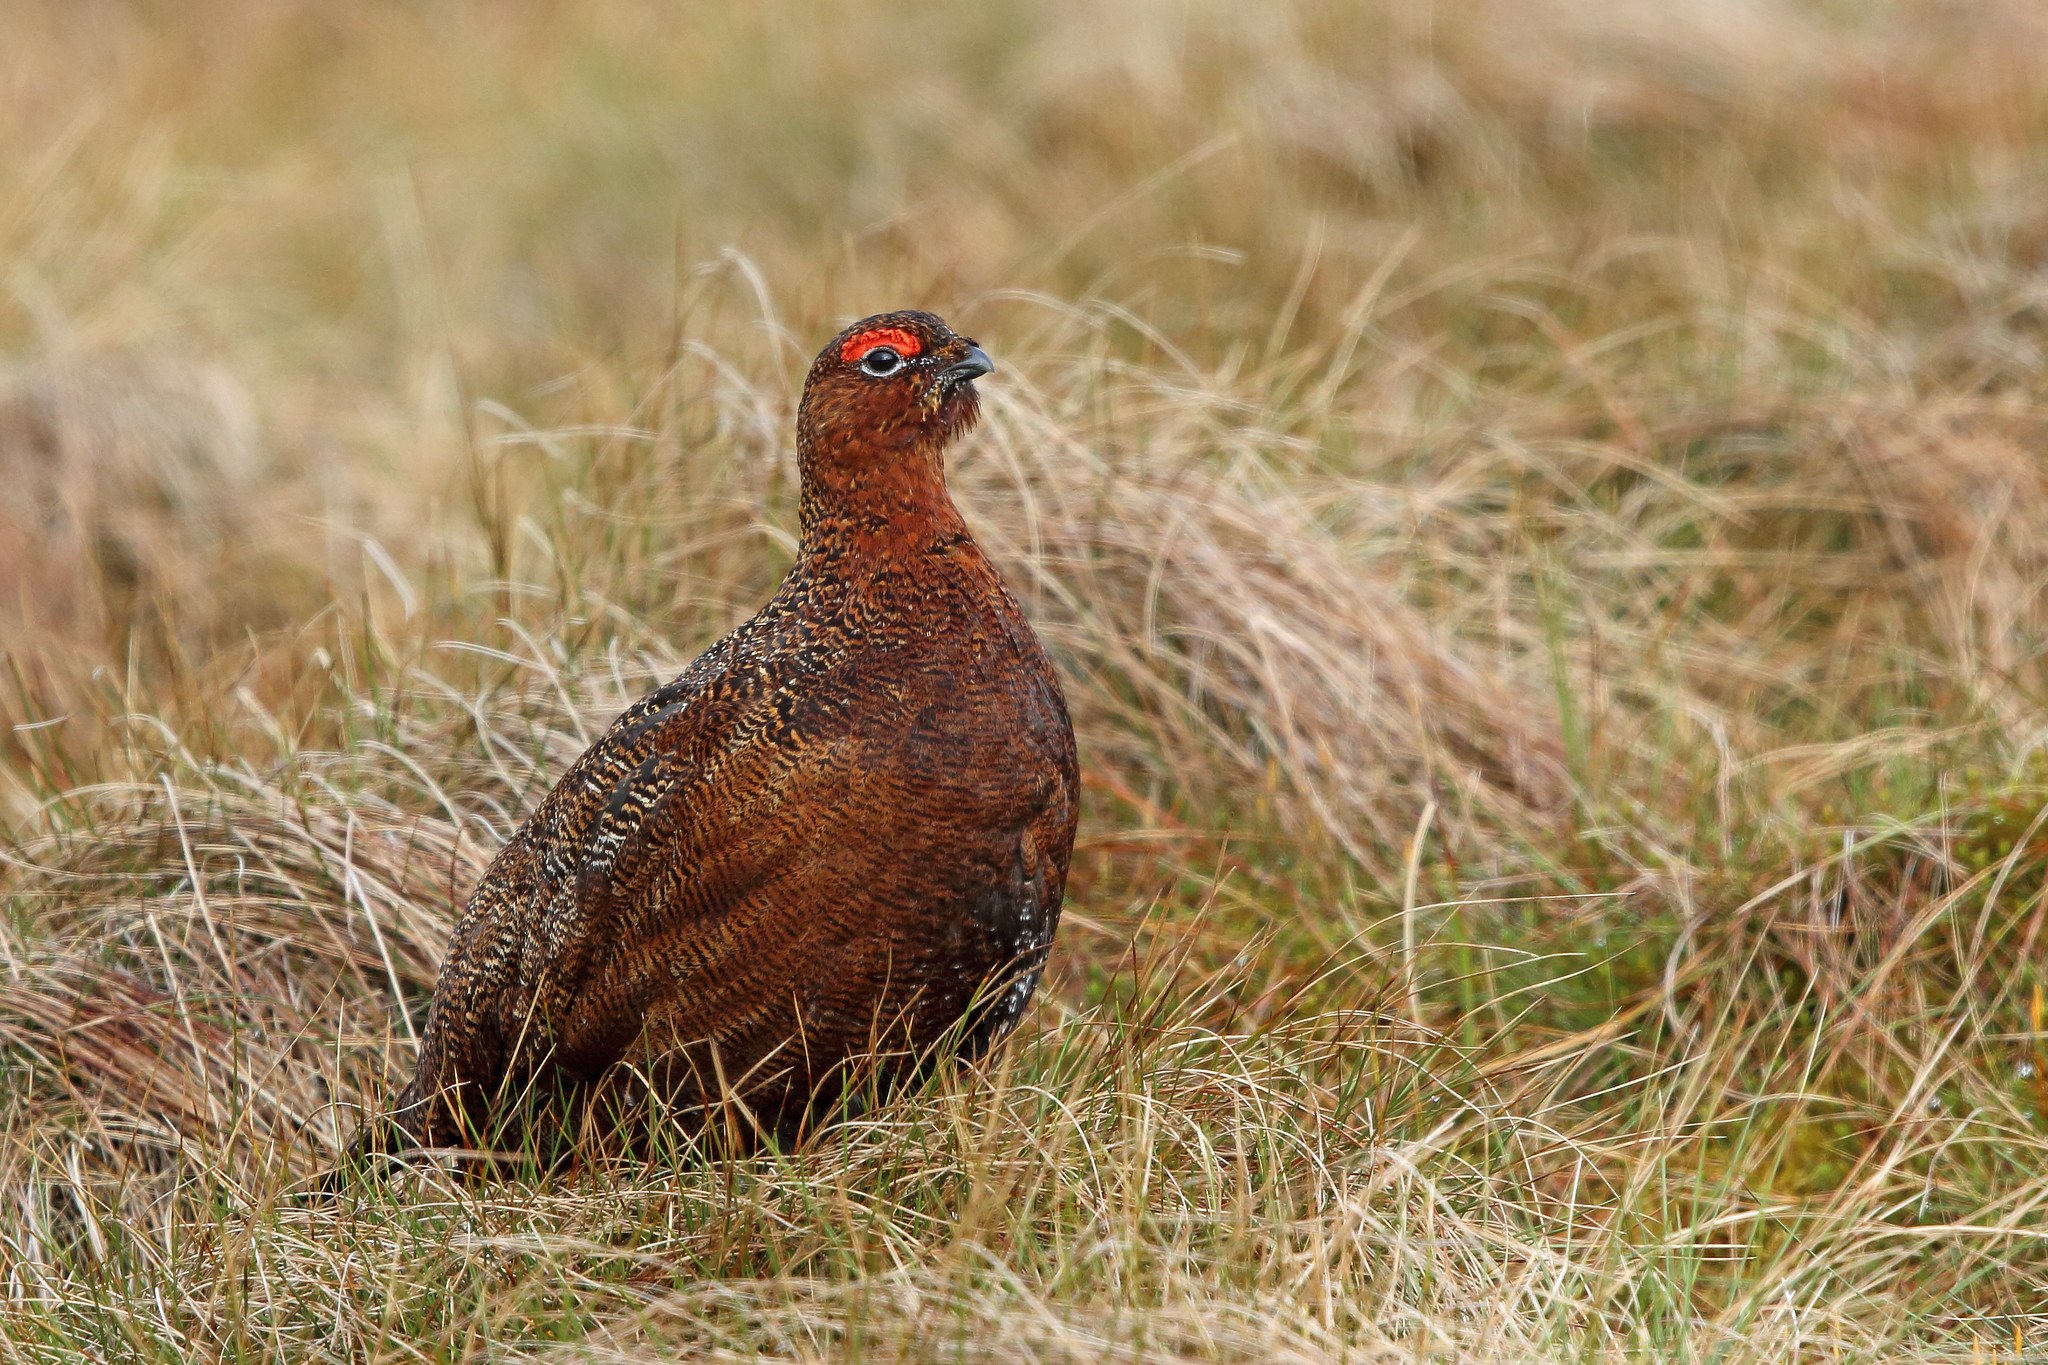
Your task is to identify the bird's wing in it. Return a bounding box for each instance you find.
[397,649,769,1132]
[545,673,873,1071]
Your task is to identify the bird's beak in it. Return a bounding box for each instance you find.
[941,345,995,385]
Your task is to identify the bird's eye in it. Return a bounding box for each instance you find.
[859,346,904,377]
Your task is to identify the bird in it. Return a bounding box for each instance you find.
[349,310,1079,1169]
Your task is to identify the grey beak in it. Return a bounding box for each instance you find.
[942,345,995,384]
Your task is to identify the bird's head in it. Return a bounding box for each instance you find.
[796,310,993,463]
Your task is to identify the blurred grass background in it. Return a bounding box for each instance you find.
[4,1,2048,1360]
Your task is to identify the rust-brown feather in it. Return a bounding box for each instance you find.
[358,311,1078,1159]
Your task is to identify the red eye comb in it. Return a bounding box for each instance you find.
[840,326,923,364]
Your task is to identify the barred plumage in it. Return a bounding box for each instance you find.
[356,311,1078,1162]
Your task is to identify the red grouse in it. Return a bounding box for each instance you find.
[358,311,1078,1162]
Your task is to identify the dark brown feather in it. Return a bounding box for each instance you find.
[359,310,1078,1160]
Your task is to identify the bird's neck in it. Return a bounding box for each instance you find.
[795,440,974,563]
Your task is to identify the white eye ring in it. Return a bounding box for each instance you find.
[859,346,904,377]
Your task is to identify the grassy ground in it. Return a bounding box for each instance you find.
[3,1,2048,1359]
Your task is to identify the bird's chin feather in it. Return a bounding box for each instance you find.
[934,384,982,441]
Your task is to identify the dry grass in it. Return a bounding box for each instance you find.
[3,1,2048,1359]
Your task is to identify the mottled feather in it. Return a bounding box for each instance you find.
[358,311,1078,1161]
